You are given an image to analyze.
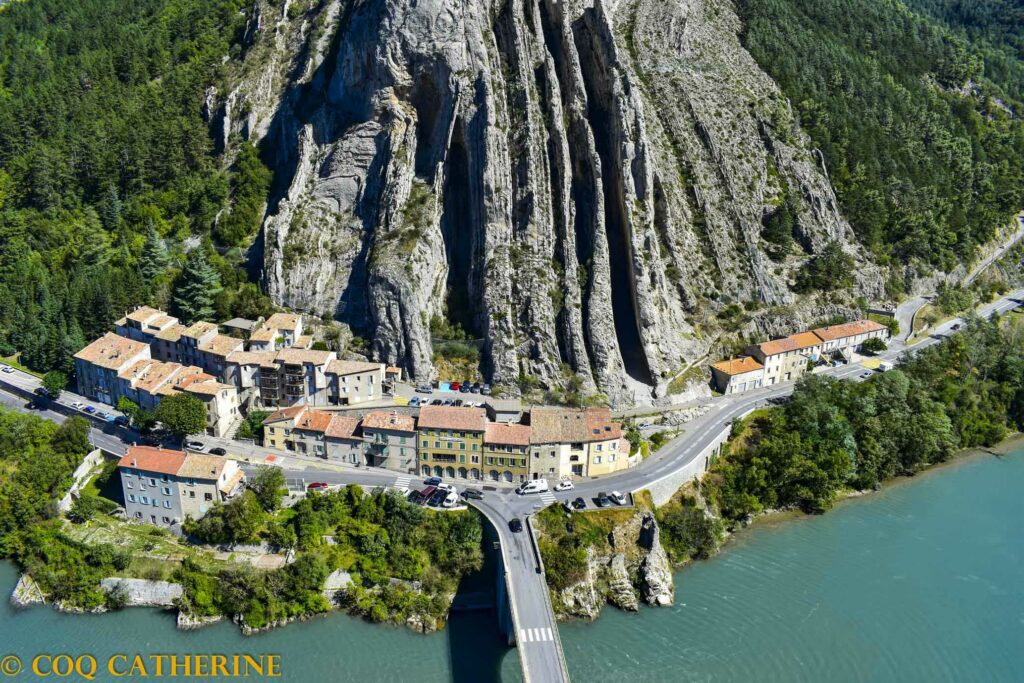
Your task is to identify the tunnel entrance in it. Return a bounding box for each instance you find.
[572,13,652,384]
[440,120,479,337]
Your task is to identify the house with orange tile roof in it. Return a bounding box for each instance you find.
[812,319,889,358]
[747,331,822,387]
[710,356,765,395]
[528,407,627,479]
[118,445,242,529]
[417,406,487,479]
[361,411,417,472]
[115,306,181,344]
[74,333,153,405]
[483,423,531,484]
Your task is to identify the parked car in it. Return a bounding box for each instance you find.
[416,384,434,394]
[554,479,574,492]
[442,399,453,406]
[609,491,627,505]
[306,482,329,493]
[453,399,463,407]
[595,492,611,508]
[460,382,471,394]
[441,491,459,508]
[470,382,481,393]
[114,415,129,426]
[859,371,874,379]
[571,497,586,510]
[428,490,448,507]
[417,486,438,504]
[508,518,524,533]
[436,482,456,494]
[186,440,207,452]
[951,323,962,331]
[638,421,652,429]
[70,401,85,410]
[450,381,461,391]
[516,479,549,495]
[409,396,421,407]
[431,398,443,406]
[35,387,50,397]
[481,384,492,395]
[461,489,483,500]
[424,476,443,487]
[84,406,97,414]
[209,447,227,456]
[0,366,14,374]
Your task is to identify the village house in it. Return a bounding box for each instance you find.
[118,446,243,529]
[114,306,181,344]
[528,407,627,479]
[416,406,487,479]
[74,333,152,406]
[326,360,386,406]
[747,332,822,387]
[271,348,337,407]
[360,410,417,472]
[812,319,890,359]
[483,422,531,484]
[710,356,765,395]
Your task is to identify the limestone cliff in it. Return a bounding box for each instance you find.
[212,0,883,406]
[549,510,674,619]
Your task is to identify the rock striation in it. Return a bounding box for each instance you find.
[215,0,883,406]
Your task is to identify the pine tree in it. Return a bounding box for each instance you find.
[172,248,222,323]
[140,225,170,281]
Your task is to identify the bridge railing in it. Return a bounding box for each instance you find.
[526,514,571,683]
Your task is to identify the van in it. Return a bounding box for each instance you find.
[516,479,549,495]
[442,492,458,508]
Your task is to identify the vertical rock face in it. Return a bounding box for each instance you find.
[234,0,880,406]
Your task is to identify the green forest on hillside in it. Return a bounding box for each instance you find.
[0,0,272,376]
[739,0,1024,274]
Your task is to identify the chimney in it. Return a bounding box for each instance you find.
[131,459,137,467]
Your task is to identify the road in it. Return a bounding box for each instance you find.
[895,215,1024,342]
[1,290,1020,683]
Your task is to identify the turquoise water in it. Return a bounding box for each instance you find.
[0,452,1021,682]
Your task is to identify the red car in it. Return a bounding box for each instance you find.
[306,482,329,493]
[450,381,461,391]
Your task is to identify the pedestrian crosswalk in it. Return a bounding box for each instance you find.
[537,490,556,506]
[393,475,411,489]
[519,627,555,644]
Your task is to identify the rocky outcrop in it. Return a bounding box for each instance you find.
[215,0,884,406]
[637,512,673,606]
[177,612,225,631]
[10,574,45,608]
[550,508,674,619]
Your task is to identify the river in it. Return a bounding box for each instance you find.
[1,451,1021,681]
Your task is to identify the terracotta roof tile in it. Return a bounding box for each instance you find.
[710,357,763,375]
[74,333,150,370]
[416,406,486,432]
[484,422,531,446]
[118,446,187,477]
[199,334,244,357]
[529,407,620,444]
[265,312,301,331]
[262,405,308,425]
[325,414,361,440]
[361,410,416,433]
[757,331,822,357]
[812,319,887,342]
[293,409,334,433]
[177,454,226,481]
[326,359,383,375]
[276,348,335,365]
[154,323,187,342]
[182,321,218,340]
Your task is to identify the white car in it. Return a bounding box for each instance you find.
[70,401,85,410]
[609,491,627,505]
[638,421,652,429]
[554,479,574,492]
[516,479,549,495]
[436,482,456,495]
[186,440,207,452]
[441,491,459,508]
[0,366,14,374]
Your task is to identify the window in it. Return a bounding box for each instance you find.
[189,491,195,498]
[594,456,603,464]
[162,487,171,496]
[459,443,466,450]
[151,498,159,507]
[149,478,156,486]
[126,480,133,489]
[422,439,428,447]
[140,496,149,505]
[204,493,213,501]
[128,494,136,503]
[164,500,172,509]
[162,517,170,524]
